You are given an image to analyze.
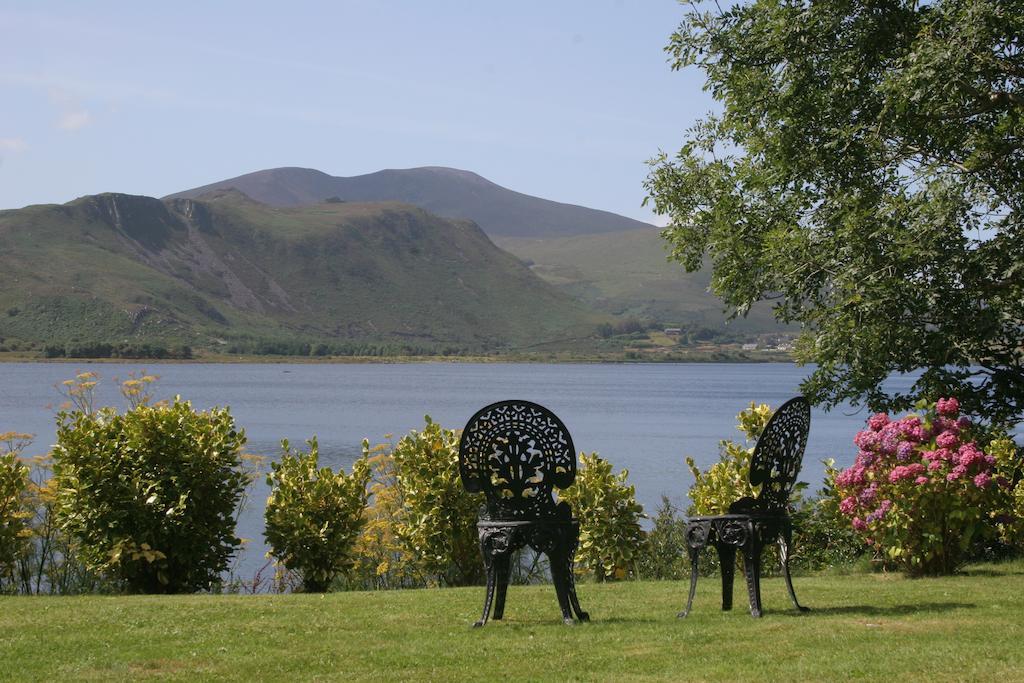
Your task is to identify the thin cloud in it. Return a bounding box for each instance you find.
[0,137,28,152]
[57,110,92,131]
[48,87,93,131]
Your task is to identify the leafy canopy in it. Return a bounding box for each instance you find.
[646,0,1024,426]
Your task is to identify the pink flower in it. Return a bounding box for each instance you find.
[867,499,893,523]
[915,475,929,485]
[889,463,925,483]
[859,482,879,504]
[934,417,959,435]
[852,517,867,532]
[854,430,881,450]
[868,413,890,431]
[879,433,900,456]
[936,397,960,417]
[896,441,916,461]
[855,450,876,468]
[958,445,983,468]
[839,497,857,515]
[973,472,991,488]
[928,460,943,471]
[936,431,959,450]
[947,465,968,481]
[838,465,867,487]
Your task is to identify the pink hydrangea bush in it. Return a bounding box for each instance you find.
[834,398,1011,575]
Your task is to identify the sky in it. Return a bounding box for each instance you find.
[0,1,714,223]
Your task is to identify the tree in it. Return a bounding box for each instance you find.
[645,0,1024,427]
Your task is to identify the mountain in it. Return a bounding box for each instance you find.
[0,191,599,354]
[495,228,784,332]
[166,167,652,238]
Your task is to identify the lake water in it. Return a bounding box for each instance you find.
[0,361,912,579]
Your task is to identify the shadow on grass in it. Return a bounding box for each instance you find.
[957,568,1024,577]
[781,602,975,617]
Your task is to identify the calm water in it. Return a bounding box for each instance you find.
[0,361,911,579]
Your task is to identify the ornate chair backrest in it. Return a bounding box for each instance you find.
[458,400,576,520]
[749,396,811,512]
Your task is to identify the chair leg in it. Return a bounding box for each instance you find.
[779,524,809,613]
[565,530,589,622]
[716,543,735,611]
[742,534,763,618]
[474,557,497,628]
[548,546,576,625]
[678,545,701,618]
[491,553,513,620]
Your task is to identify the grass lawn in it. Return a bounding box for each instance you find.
[3,562,1023,682]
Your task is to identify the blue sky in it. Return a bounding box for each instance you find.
[0,1,711,222]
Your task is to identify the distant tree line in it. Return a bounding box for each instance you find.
[42,342,193,360]
[224,338,472,358]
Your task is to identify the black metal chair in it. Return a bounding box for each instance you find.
[680,396,812,618]
[458,400,589,626]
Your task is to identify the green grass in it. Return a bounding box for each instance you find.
[4,562,1023,681]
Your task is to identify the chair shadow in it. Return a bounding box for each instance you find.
[781,602,975,617]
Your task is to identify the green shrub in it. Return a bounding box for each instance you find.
[387,416,482,587]
[560,452,645,581]
[636,496,689,580]
[264,438,371,592]
[53,394,248,593]
[988,436,1024,556]
[13,453,106,595]
[0,433,32,589]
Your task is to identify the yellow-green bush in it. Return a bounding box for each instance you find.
[384,416,482,587]
[347,442,419,590]
[685,402,772,516]
[560,452,645,581]
[989,436,1024,552]
[53,396,248,593]
[264,438,370,592]
[0,433,32,589]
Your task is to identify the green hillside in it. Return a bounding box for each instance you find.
[0,191,600,355]
[495,228,785,333]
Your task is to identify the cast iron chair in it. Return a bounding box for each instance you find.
[680,396,812,618]
[458,400,589,626]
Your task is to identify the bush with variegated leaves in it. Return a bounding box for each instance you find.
[560,452,644,581]
[264,438,370,592]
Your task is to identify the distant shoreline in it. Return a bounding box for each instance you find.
[0,350,796,365]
